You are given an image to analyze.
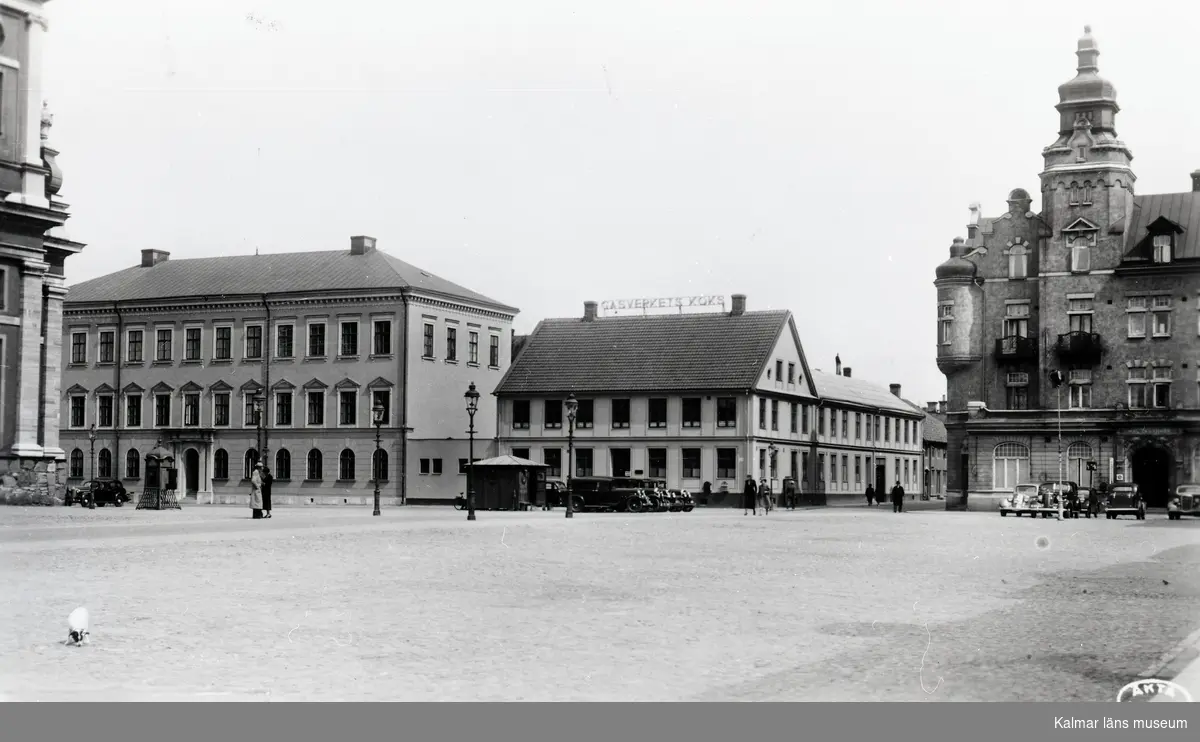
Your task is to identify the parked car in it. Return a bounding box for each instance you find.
[670,489,695,512]
[65,479,130,507]
[999,484,1041,517]
[1167,484,1200,520]
[569,476,649,513]
[1075,487,1102,518]
[1036,481,1080,518]
[1105,483,1145,520]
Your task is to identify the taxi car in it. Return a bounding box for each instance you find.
[1105,483,1145,520]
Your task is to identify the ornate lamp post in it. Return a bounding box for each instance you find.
[252,391,265,468]
[372,401,385,517]
[565,393,578,518]
[1049,369,1065,520]
[464,382,480,521]
[87,423,97,509]
[767,442,777,509]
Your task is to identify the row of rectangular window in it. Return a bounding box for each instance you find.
[68,319,395,366]
[759,448,923,488]
[509,398,919,444]
[505,446,921,487]
[421,322,501,367]
[942,294,1199,345]
[1001,233,1177,281]
[68,446,388,483]
[1002,366,1195,410]
[68,389,392,429]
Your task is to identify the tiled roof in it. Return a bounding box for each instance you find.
[1125,192,1200,261]
[810,371,920,416]
[64,249,518,312]
[900,398,949,444]
[494,310,792,395]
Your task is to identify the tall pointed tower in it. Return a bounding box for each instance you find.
[1039,26,1136,273]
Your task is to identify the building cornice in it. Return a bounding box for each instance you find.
[405,292,516,322]
[63,292,407,319]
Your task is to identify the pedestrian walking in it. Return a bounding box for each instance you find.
[743,476,758,516]
[891,480,905,513]
[261,465,274,519]
[759,479,772,514]
[865,484,875,507]
[250,463,264,519]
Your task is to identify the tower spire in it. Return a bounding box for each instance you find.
[1076,25,1099,73]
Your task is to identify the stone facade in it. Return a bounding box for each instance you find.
[935,28,1200,511]
[0,2,86,506]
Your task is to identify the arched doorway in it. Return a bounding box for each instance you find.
[1131,445,1172,508]
[185,449,200,497]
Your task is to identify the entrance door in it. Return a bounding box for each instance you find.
[185,449,200,497]
[875,463,886,495]
[1132,446,1172,508]
[611,448,631,478]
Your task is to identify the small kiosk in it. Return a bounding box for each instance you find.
[137,443,181,510]
[467,455,549,511]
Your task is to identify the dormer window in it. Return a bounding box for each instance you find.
[1153,234,1173,264]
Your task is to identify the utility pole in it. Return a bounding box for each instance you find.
[1050,370,1064,521]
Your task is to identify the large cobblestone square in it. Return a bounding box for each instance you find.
[1,505,1197,701]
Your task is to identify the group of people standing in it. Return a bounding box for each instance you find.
[865,482,906,512]
[743,477,797,515]
[249,463,274,519]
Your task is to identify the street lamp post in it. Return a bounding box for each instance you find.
[565,393,578,519]
[464,382,480,521]
[371,401,385,516]
[1050,370,1065,521]
[767,442,777,510]
[87,423,97,510]
[252,391,265,469]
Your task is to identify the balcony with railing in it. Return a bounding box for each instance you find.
[994,335,1037,364]
[1055,331,1103,365]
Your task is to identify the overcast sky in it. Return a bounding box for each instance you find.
[39,0,1200,406]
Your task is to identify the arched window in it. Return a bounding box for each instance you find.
[244,448,259,480]
[97,448,113,479]
[307,449,323,481]
[372,449,388,482]
[275,449,291,481]
[214,449,229,480]
[69,448,84,479]
[339,449,356,481]
[992,443,1029,491]
[1007,246,1028,280]
[126,449,141,479]
[1067,442,1092,483]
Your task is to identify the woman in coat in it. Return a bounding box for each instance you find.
[250,464,264,519]
[743,476,759,516]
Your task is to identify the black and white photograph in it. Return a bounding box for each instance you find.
[0,0,1198,733]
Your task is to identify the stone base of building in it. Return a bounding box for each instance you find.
[0,456,67,507]
[205,493,408,507]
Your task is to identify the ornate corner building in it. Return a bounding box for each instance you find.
[935,27,1200,510]
[0,1,86,502]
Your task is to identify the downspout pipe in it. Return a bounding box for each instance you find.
[261,294,271,466]
[400,292,411,505]
[114,301,123,481]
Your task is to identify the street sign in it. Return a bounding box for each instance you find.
[1087,460,1097,472]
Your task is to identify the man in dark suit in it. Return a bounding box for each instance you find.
[891,480,905,513]
[743,476,759,516]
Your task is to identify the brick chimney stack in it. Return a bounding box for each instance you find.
[583,301,598,322]
[729,294,746,316]
[835,355,842,376]
[350,235,377,255]
[1192,170,1200,192]
[889,383,901,398]
[140,249,169,267]
[843,367,851,378]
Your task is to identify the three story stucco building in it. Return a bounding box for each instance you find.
[60,237,518,506]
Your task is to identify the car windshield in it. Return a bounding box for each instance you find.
[1177,486,1200,495]
[1014,485,1038,496]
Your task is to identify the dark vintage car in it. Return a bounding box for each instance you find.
[1075,487,1103,518]
[1034,481,1079,518]
[669,489,695,512]
[569,476,649,513]
[1105,483,1145,520]
[65,479,131,507]
[1167,484,1200,520]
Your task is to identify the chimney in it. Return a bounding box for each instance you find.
[140,249,169,268]
[927,402,938,413]
[350,235,377,255]
[1192,170,1200,192]
[582,301,598,322]
[835,355,842,376]
[889,383,901,398]
[730,294,746,316]
[842,367,851,378]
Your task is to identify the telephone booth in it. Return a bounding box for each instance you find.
[137,444,181,510]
